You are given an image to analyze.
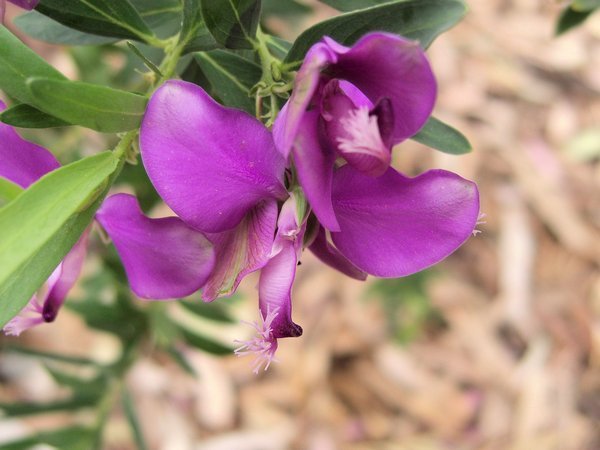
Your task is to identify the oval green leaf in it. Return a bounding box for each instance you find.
[0,151,119,329]
[0,177,23,207]
[0,104,71,129]
[27,78,147,133]
[319,0,390,12]
[285,0,468,62]
[411,116,472,155]
[194,50,262,114]
[14,11,118,45]
[201,0,261,49]
[36,0,154,41]
[0,26,66,105]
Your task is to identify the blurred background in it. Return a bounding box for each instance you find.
[1,0,599,449]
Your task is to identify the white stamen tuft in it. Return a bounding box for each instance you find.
[472,212,487,236]
[234,308,280,374]
[337,107,387,157]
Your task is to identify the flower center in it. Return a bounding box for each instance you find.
[336,106,387,158]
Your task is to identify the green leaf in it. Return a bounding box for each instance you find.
[67,297,146,340]
[4,345,100,366]
[556,6,592,34]
[14,11,117,45]
[36,0,154,41]
[0,103,71,128]
[285,0,467,62]
[183,28,220,54]
[0,178,23,207]
[180,299,235,323]
[0,26,66,105]
[411,117,472,155]
[266,35,291,60]
[572,0,600,11]
[177,325,233,355]
[122,389,149,450]
[166,346,198,376]
[45,366,107,393]
[0,396,99,416]
[201,0,261,49]
[126,41,163,76]
[0,426,94,450]
[194,50,262,114]
[0,152,119,329]
[262,0,311,17]
[319,0,391,12]
[133,0,182,39]
[27,78,147,133]
[180,0,204,44]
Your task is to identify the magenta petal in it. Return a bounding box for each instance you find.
[292,111,340,232]
[42,228,90,322]
[96,194,215,299]
[140,80,287,233]
[258,195,304,339]
[0,100,60,188]
[202,200,277,302]
[327,32,436,144]
[309,226,367,281]
[331,166,480,277]
[258,240,303,339]
[8,0,39,9]
[275,42,338,156]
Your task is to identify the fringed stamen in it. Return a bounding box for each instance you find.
[234,308,280,374]
[472,212,487,236]
[337,106,387,156]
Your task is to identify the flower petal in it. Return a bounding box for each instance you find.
[326,32,436,144]
[140,80,287,233]
[258,240,303,339]
[258,195,305,339]
[8,0,39,9]
[274,42,338,157]
[309,226,367,281]
[42,228,90,321]
[0,100,60,188]
[292,110,340,231]
[331,166,480,277]
[202,199,277,302]
[96,193,215,299]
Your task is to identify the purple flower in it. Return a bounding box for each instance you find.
[140,81,307,371]
[274,33,480,278]
[274,32,437,231]
[140,80,288,301]
[234,192,306,372]
[0,100,215,335]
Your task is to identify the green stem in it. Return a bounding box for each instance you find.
[157,39,185,85]
[112,129,138,162]
[253,28,286,125]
